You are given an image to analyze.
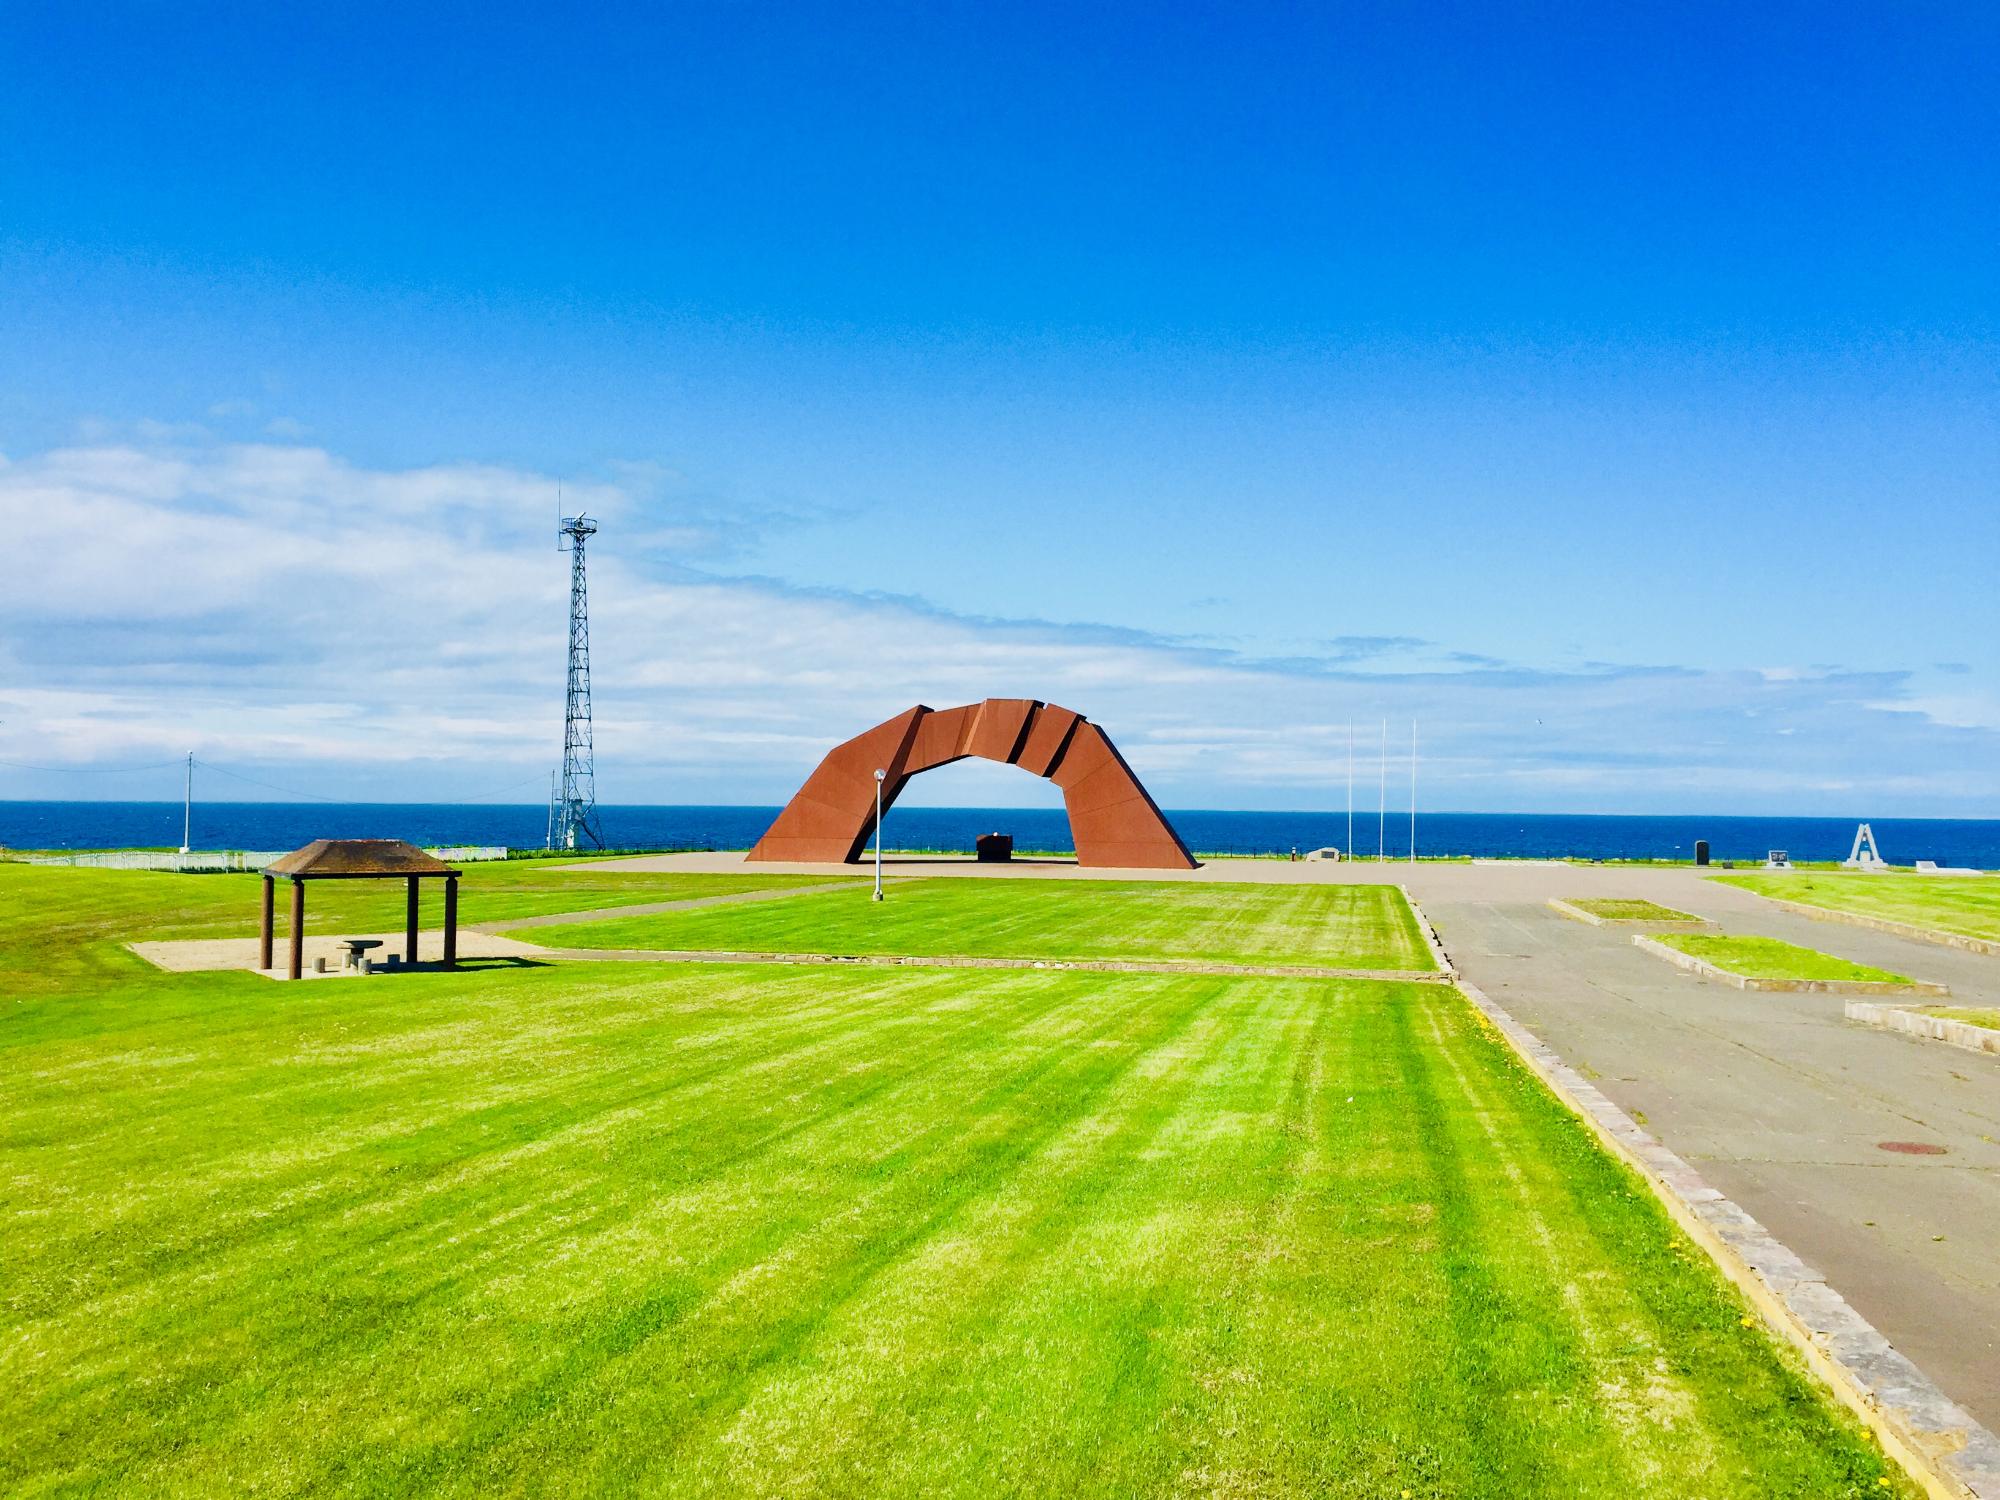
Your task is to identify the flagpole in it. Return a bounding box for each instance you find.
[1409,718,1417,865]
[1377,718,1386,863]
[1346,719,1353,862]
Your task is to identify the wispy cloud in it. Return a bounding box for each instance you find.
[2,433,1993,815]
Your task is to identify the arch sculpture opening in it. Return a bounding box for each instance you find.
[748,698,1198,870]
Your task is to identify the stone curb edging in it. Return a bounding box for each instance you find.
[1546,896,1707,929]
[1399,885,1457,978]
[1752,895,2000,959]
[1633,934,1950,996]
[1848,1002,2000,1059]
[1453,971,2000,1499]
[511,943,1454,984]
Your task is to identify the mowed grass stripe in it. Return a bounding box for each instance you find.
[1406,1001,1890,1495]
[417,978,1223,1491]
[1653,932,1912,985]
[243,972,1224,1496]
[3,957,1907,1494]
[6,965,1087,1299]
[1714,870,2000,943]
[1410,1000,1692,1494]
[510,877,1436,971]
[667,982,1305,1498]
[4,963,1145,1348]
[5,967,1216,1492]
[1390,996,1606,1492]
[568,984,1253,1495]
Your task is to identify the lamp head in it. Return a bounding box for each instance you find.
[873,768,886,782]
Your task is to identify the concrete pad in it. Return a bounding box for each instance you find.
[130,929,553,978]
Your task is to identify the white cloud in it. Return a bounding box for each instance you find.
[1867,694,2000,733]
[2,433,1995,815]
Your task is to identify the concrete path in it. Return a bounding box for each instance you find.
[1422,876,2000,1431]
[581,850,1449,883]
[497,946,1449,982]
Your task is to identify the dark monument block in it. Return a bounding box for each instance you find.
[975,832,1014,862]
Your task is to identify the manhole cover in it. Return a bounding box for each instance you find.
[1876,1141,1947,1156]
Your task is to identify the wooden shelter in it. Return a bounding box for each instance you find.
[260,839,462,980]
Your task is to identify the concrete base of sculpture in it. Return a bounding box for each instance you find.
[749,699,1197,870]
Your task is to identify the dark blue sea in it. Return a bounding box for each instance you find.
[5,802,1999,869]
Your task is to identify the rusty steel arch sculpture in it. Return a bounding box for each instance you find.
[748,698,1197,869]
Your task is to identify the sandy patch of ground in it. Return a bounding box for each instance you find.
[130,929,556,979]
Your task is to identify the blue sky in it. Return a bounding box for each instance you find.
[1,2,1996,815]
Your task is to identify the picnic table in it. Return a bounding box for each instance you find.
[338,937,384,971]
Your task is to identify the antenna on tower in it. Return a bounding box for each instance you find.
[556,512,605,850]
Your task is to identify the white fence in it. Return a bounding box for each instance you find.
[7,846,509,873]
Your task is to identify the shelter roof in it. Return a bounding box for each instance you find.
[264,839,459,878]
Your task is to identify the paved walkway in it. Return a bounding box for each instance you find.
[1420,872,2000,1430]
[581,850,1446,883]
[506,947,1448,982]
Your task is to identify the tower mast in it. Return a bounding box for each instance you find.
[556,513,604,850]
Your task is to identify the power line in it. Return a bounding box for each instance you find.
[191,759,344,803]
[6,754,582,806]
[455,770,560,803]
[0,756,187,774]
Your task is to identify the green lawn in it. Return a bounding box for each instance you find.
[1652,933,1913,985]
[0,861,840,999]
[507,877,1436,970]
[1714,871,2000,943]
[0,866,1908,1495]
[1566,898,1703,923]
[1923,1007,2000,1032]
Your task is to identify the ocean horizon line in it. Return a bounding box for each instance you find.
[3,798,1998,826]
[7,802,2000,868]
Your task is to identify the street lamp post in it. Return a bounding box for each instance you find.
[872,768,886,901]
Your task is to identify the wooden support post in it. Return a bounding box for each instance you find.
[443,875,458,969]
[288,878,305,981]
[405,875,420,968]
[259,874,274,970]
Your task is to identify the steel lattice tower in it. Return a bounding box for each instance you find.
[556,514,604,849]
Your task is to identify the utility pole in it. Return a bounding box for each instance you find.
[1377,718,1386,862]
[180,751,192,854]
[1409,718,1417,864]
[873,769,886,900]
[556,514,604,850]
